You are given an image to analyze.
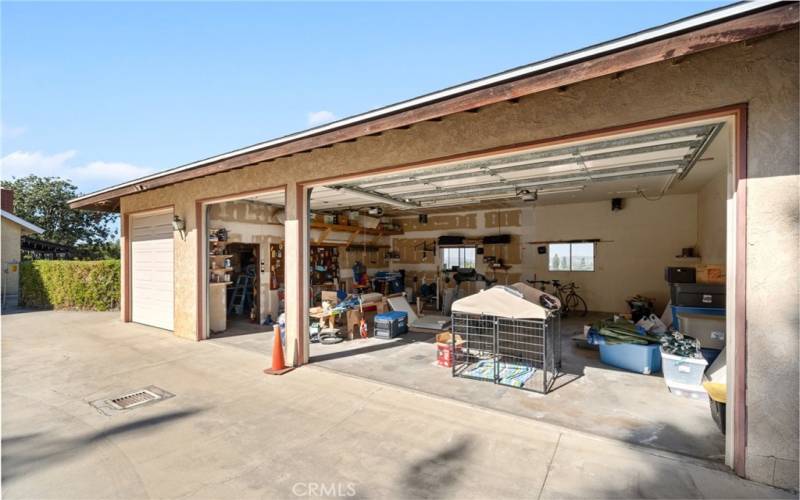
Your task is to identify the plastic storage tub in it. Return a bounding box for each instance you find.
[661,347,708,386]
[664,266,696,283]
[666,380,708,400]
[598,339,662,375]
[671,306,724,330]
[670,283,725,308]
[700,348,722,365]
[374,311,408,339]
[675,312,726,349]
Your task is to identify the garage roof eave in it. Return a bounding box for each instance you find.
[69,0,797,212]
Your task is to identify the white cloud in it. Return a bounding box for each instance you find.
[307,110,337,127]
[0,150,154,192]
[1,122,27,140]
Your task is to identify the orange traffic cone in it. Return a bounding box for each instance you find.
[264,324,294,375]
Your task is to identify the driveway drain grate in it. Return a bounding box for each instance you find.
[90,385,174,415]
[109,389,160,410]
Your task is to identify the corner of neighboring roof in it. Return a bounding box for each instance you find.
[1,210,45,234]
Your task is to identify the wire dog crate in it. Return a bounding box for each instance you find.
[450,286,562,394]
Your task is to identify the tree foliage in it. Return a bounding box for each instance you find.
[1,175,118,250]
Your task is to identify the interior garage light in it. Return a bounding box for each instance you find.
[517,189,538,202]
[538,185,586,195]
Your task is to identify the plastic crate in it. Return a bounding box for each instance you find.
[661,347,708,386]
[700,348,722,365]
[675,312,726,350]
[670,283,725,308]
[374,311,408,339]
[598,339,662,375]
[666,380,707,400]
[671,306,725,331]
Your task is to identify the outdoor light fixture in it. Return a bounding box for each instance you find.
[172,215,186,240]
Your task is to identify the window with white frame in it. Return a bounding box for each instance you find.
[441,246,476,270]
[549,242,595,271]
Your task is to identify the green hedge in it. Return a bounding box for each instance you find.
[20,260,120,311]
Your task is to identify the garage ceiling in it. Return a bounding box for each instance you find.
[252,121,727,212]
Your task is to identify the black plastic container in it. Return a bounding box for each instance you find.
[670,283,725,308]
[665,266,696,283]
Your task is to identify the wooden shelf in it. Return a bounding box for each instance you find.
[209,253,233,258]
[210,267,233,273]
[310,221,403,236]
[346,244,391,250]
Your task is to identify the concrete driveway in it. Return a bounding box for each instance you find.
[1,311,791,499]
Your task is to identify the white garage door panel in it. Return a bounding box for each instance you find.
[131,212,174,331]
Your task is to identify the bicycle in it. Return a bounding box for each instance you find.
[551,280,588,317]
[526,279,588,317]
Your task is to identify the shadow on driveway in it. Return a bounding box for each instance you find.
[398,434,474,498]
[2,408,204,484]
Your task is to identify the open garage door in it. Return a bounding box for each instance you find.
[131,210,174,331]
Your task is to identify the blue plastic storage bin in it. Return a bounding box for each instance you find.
[671,306,724,331]
[374,311,408,339]
[700,348,722,365]
[598,339,662,374]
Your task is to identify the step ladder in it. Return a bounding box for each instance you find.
[228,275,254,315]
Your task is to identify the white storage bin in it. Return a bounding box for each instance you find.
[661,347,708,387]
[666,380,707,400]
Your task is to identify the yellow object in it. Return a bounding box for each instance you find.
[9,264,17,272]
[436,332,464,346]
[703,381,727,403]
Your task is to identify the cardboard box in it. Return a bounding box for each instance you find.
[346,309,377,340]
[320,291,339,304]
[360,215,380,229]
[695,265,725,284]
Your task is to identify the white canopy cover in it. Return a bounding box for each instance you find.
[451,283,558,319]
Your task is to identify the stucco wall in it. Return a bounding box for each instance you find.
[1,219,22,305]
[119,28,799,487]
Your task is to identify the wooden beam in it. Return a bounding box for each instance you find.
[315,228,331,244]
[71,4,798,211]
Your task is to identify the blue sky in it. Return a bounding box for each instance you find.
[2,1,729,195]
